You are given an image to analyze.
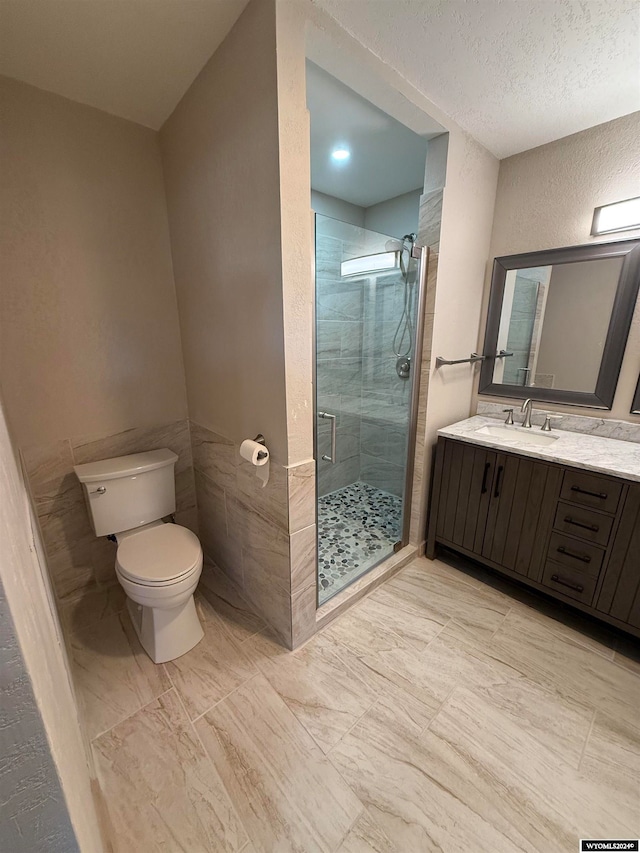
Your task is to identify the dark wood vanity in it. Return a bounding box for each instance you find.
[427,437,640,638]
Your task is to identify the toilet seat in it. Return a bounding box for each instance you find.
[116,523,202,586]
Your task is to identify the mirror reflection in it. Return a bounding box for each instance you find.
[494,257,623,393]
[479,237,640,409]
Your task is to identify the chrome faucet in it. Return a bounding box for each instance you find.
[521,398,533,428]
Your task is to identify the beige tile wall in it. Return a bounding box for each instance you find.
[191,420,317,649]
[21,419,197,626]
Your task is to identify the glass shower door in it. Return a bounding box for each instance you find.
[315,214,421,603]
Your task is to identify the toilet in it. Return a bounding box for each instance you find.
[74,448,204,663]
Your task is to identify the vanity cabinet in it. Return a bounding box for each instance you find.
[431,440,560,579]
[596,484,640,630]
[427,437,639,638]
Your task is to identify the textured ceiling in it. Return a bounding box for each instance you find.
[0,0,637,154]
[0,0,250,128]
[307,62,439,206]
[313,0,640,158]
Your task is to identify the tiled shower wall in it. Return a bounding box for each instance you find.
[316,228,414,499]
[190,421,316,647]
[316,229,364,495]
[21,420,197,629]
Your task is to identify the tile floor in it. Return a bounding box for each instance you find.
[317,482,402,603]
[70,556,640,852]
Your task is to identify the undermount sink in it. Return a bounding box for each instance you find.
[475,424,559,446]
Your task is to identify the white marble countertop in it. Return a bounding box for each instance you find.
[438,416,640,483]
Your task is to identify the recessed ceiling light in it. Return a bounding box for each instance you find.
[331,147,350,162]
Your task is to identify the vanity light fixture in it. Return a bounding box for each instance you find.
[591,196,640,236]
[341,251,400,278]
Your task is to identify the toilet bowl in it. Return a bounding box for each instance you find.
[74,448,205,664]
[115,522,204,663]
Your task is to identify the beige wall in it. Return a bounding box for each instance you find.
[0,76,188,448]
[476,112,640,422]
[160,0,289,465]
[0,395,104,852]
[425,130,500,431]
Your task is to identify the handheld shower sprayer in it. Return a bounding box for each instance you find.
[390,233,417,376]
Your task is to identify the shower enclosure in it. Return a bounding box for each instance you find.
[315,214,426,603]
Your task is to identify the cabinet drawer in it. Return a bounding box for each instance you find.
[553,502,614,547]
[541,560,597,605]
[547,531,604,576]
[560,470,622,514]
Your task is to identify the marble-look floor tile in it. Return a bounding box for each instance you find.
[93,689,247,853]
[335,810,395,853]
[70,611,171,740]
[339,617,594,769]
[506,594,619,660]
[195,673,363,853]
[164,594,257,721]
[376,559,510,639]
[86,554,640,853]
[614,637,640,676]
[491,609,640,727]
[60,583,126,633]
[345,619,517,720]
[580,712,640,819]
[470,674,595,770]
[331,686,636,852]
[248,630,378,753]
[324,588,447,656]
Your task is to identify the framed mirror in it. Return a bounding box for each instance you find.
[478,238,640,409]
[632,375,640,415]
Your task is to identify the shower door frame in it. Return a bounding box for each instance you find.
[312,214,429,600]
[400,243,428,546]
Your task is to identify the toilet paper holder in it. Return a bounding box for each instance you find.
[254,434,268,460]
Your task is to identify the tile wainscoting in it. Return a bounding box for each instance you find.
[191,421,317,648]
[21,419,197,630]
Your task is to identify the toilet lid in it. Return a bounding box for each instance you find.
[116,524,202,585]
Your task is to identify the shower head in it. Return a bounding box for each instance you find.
[385,233,417,253]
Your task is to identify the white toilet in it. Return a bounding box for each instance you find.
[74,448,204,663]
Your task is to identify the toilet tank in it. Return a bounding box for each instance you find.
[74,448,178,536]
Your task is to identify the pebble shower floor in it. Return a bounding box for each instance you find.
[317,482,403,603]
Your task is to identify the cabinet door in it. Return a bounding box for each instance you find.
[434,439,496,555]
[596,483,640,629]
[482,453,561,579]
